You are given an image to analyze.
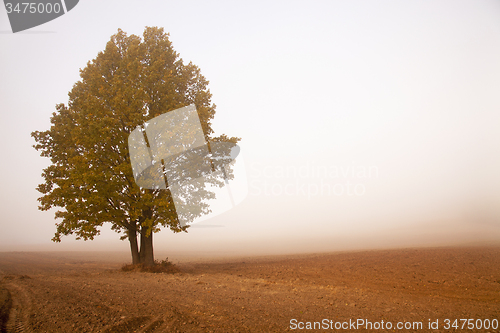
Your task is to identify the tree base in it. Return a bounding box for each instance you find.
[121,258,180,274]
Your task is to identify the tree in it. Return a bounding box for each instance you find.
[32,27,239,266]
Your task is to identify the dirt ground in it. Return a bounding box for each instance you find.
[0,246,499,332]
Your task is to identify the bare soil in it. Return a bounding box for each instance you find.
[0,247,499,332]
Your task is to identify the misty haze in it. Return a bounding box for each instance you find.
[1,0,499,332]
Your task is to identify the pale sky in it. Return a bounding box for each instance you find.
[1,0,499,256]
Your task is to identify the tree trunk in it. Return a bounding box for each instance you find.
[128,228,140,265]
[139,227,154,266]
[139,230,146,264]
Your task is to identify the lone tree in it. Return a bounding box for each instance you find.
[32,27,239,266]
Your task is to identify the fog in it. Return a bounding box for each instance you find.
[1,0,499,257]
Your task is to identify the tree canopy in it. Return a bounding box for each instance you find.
[32,27,239,265]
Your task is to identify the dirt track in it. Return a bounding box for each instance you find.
[0,247,499,332]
